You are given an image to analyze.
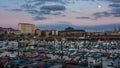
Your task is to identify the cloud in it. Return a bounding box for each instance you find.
[19,0,67,20]
[25,9,50,15]
[0,5,8,8]
[93,11,111,19]
[26,0,69,5]
[40,5,66,11]
[9,9,22,12]
[111,8,120,17]
[109,3,120,17]
[4,0,120,21]
[51,11,62,15]
[21,4,35,9]
[93,10,120,19]
[34,2,44,6]
[27,0,61,2]
[93,3,120,19]
[76,16,90,19]
[109,3,120,8]
[25,9,40,15]
[109,0,120,3]
[21,5,65,20]
[33,16,47,20]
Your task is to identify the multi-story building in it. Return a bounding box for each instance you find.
[51,30,58,36]
[35,29,42,36]
[3,28,14,34]
[0,27,5,35]
[10,30,21,35]
[41,30,50,37]
[40,30,58,37]
[0,27,20,35]
[18,23,35,35]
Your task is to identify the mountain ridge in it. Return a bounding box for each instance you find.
[36,23,120,32]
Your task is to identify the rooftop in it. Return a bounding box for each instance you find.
[19,23,35,26]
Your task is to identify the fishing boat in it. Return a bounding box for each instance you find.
[68,49,77,55]
[90,58,102,68]
[106,62,114,68]
[78,58,88,66]
[107,52,118,59]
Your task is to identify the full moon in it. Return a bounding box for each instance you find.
[98,5,102,8]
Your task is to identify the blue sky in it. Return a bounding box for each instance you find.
[0,0,120,31]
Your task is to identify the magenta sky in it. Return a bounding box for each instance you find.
[0,0,120,29]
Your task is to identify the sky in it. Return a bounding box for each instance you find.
[0,0,120,30]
